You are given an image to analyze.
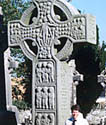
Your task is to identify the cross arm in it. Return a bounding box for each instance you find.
[55,14,96,44]
[8,20,42,60]
[8,20,40,47]
[98,74,106,83]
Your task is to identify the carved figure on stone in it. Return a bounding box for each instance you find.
[48,87,54,109]
[46,114,51,125]
[49,114,54,125]
[47,47,52,59]
[35,87,42,109]
[36,61,55,84]
[42,87,48,109]
[37,22,55,47]
[47,62,54,83]
[35,114,41,125]
[35,113,54,125]
[42,62,48,83]
[46,114,54,125]
[40,114,46,125]
[36,63,43,83]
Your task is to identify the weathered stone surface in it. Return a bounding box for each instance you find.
[98,68,106,87]
[4,48,20,124]
[69,60,83,105]
[8,0,96,125]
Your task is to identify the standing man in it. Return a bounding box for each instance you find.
[65,104,89,125]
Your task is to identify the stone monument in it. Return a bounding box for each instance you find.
[4,48,20,124]
[0,6,17,125]
[8,0,96,125]
[98,67,106,104]
[69,60,83,105]
[98,67,106,89]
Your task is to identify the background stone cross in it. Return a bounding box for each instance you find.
[98,68,106,88]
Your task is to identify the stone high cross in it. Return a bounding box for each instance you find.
[98,68,106,88]
[98,68,106,107]
[8,0,96,125]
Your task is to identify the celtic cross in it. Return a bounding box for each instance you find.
[8,0,96,125]
[98,68,106,87]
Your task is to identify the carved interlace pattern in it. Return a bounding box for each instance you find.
[9,16,86,46]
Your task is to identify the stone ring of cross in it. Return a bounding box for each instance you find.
[8,0,96,61]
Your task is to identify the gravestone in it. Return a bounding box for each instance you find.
[0,6,17,125]
[4,48,20,124]
[8,0,96,125]
[69,60,83,105]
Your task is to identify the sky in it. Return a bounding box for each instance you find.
[70,0,106,44]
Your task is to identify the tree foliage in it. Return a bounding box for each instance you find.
[99,41,106,70]
[70,25,106,116]
[0,0,32,108]
[0,0,31,24]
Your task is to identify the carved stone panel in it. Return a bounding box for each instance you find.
[35,61,55,84]
[35,113,55,125]
[35,87,55,110]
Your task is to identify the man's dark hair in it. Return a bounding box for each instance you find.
[71,104,80,112]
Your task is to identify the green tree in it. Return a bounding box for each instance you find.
[70,25,103,116]
[0,0,30,24]
[96,25,106,71]
[99,41,106,70]
[0,0,32,109]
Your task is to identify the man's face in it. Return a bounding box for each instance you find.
[72,110,79,120]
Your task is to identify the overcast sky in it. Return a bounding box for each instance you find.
[70,0,106,44]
